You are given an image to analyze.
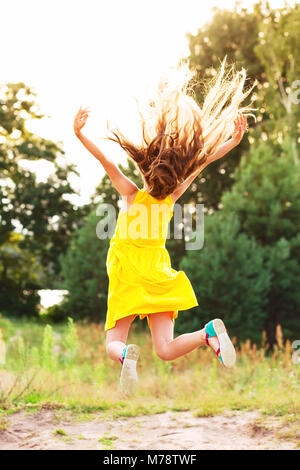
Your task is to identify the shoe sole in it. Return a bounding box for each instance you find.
[120,344,140,397]
[213,319,236,368]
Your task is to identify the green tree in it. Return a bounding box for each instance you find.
[181,1,299,219]
[222,140,300,247]
[0,232,42,316]
[178,212,270,343]
[254,2,300,164]
[222,140,300,346]
[178,139,300,347]
[0,82,89,315]
[187,1,265,81]
[57,212,109,322]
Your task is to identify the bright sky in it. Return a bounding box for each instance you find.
[2,0,294,205]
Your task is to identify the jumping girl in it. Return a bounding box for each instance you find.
[74,57,256,396]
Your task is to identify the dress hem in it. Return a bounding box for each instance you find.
[104,300,199,331]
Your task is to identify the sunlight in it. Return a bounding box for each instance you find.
[38,289,68,308]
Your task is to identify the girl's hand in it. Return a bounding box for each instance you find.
[74,106,91,136]
[232,112,248,145]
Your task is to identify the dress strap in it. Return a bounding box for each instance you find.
[166,194,174,211]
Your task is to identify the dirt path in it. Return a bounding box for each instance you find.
[0,409,298,450]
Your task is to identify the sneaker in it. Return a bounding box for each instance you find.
[119,344,140,396]
[205,319,236,368]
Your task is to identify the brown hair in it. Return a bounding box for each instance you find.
[104,57,257,200]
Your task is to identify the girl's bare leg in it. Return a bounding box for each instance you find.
[149,311,220,361]
[106,315,136,361]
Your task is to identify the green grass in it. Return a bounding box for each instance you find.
[98,435,119,449]
[53,428,68,436]
[0,314,299,430]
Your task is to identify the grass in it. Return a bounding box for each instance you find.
[98,434,119,449]
[0,314,299,433]
[53,428,68,436]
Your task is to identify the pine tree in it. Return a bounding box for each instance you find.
[178,212,269,343]
[222,139,300,346]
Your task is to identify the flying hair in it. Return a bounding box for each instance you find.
[104,56,257,199]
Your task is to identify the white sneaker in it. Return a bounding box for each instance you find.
[119,344,140,396]
[205,318,236,368]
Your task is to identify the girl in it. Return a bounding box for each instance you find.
[74,57,256,397]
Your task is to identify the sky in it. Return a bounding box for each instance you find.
[2,0,295,205]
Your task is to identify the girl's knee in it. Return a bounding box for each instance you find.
[155,344,172,362]
[105,341,114,360]
[105,338,121,360]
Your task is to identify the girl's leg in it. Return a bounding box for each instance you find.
[149,311,220,361]
[106,314,136,361]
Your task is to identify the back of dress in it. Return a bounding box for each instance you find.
[105,188,198,331]
[110,189,173,249]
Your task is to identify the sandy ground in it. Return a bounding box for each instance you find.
[0,408,298,450]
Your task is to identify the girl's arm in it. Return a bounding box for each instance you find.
[171,113,247,203]
[74,106,138,197]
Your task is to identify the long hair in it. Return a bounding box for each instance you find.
[104,56,257,200]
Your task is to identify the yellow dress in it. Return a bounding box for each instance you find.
[104,189,199,331]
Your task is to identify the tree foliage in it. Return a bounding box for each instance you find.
[177,212,270,343]
[57,212,109,322]
[179,140,300,347]
[0,82,89,315]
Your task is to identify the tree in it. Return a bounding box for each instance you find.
[181,1,299,208]
[187,1,265,81]
[222,140,300,247]
[0,232,42,317]
[57,212,109,322]
[221,140,300,346]
[0,82,89,312]
[178,212,270,343]
[254,2,300,164]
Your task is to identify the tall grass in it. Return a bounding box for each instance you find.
[0,315,299,421]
